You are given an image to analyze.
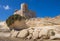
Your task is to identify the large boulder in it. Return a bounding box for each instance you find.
[9,20,28,30]
[6,14,29,31]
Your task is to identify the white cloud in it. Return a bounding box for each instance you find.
[3,5,10,10]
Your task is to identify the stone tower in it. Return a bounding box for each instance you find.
[21,3,28,12]
[14,3,36,18]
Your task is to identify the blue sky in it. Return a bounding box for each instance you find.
[0,0,60,21]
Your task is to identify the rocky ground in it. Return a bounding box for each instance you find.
[0,37,60,41]
[1,16,60,41]
[0,31,60,41]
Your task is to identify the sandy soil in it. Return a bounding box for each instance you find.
[0,37,60,41]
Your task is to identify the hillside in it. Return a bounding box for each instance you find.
[26,16,60,27]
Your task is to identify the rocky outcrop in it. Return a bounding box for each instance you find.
[0,25,60,40]
[17,29,28,38]
[6,14,29,31]
[26,17,60,27]
[12,25,60,40]
[10,30,19,38]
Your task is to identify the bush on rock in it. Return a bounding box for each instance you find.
[6,14,28,31]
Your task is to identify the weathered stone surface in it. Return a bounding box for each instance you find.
[10,30,19,38]
[17,29,28,38]
[0,21,10,32]
[26,17,60,27]
[10,20,29,30]
[0,32,10,37]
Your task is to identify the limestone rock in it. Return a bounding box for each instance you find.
[10,20,28,30]
[32,29,39,40]
[0,21,10,32]
[10,30,19,38]
[0,32,10,37]
[17,29,28,38]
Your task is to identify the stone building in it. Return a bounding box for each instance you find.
[14,3,36,18]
